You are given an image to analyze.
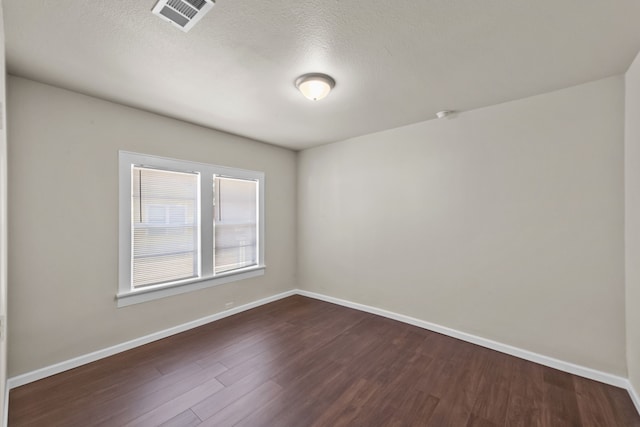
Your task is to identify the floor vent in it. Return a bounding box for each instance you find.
[152,0,215,32]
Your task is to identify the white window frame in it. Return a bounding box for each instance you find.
[118,151,265,307]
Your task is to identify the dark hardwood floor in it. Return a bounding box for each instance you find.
[9,295,640,426]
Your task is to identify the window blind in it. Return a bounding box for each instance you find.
[132,167,200,288]
[214,176,258,273]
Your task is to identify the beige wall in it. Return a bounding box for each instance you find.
[626,51,640,394]
[6,69,634,382]
[298,76,627,375]
[6,76,297,377]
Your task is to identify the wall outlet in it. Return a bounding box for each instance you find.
[224,302,234,309]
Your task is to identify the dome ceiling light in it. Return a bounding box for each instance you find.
[295,73,336,101]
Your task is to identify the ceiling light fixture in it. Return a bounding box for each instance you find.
[295,73,336,101]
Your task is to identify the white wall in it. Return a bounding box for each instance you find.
[298,76,627,375]
[6,76,297,377]
[626,50,640,397]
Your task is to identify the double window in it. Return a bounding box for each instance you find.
[118,151,265,306]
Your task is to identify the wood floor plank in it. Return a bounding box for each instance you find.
[8,361,163,420]
[466,415,500,427]
[469,353,514,425]
[233,350,355,426]
[421,343,489,426]
[504,358,545,427]
[159,409,202,427]
[11,362,207,426]
[9,296,640,427]
[230,392,294,427]
[213,335,308,386]
[191,369,275,421]
[93,363,227,427]
[124,375,224,426]
[574,376,621,427]
[193,321,292,363]
[543,382,583,426]
[206,322,300,370]
[389,391,440,427]
[423,368,480,426]
[197,380,282,426]
[604,384,640,426]
[351,350,436,426]
[264,365,356,427]
[308,377,380,427]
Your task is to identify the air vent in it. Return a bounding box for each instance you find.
[152,0,215,32]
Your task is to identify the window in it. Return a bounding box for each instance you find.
[214,176,259,273]
[118,151,265,307]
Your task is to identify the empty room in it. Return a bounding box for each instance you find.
[1,0,640,425]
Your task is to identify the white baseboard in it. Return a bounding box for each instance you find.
[296,290,631,390]
[6,290,296,390]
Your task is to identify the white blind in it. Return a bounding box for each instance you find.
[214,176,258,273]
[132,167,200,288]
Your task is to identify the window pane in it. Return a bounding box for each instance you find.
[132,167,200,288]
[214,176,258,273]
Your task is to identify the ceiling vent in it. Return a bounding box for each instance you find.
[152,0,215,32]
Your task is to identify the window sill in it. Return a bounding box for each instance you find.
[116,265,266,308]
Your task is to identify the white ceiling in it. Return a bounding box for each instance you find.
[4,0,640,150]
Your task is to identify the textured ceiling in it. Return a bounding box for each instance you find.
[4,0,640,150]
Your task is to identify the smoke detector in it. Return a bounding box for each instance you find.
[436,110,455,119]
[152,0,215,32]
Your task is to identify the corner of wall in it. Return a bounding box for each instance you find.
[293,149,301,290]
[0,0,9,423]
[625,47,640,407]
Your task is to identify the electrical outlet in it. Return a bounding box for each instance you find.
[224,302,234,309]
